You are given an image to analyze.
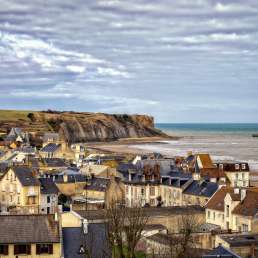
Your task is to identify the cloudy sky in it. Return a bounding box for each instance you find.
[0,0,257,122]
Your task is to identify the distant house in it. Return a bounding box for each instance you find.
[42,132,60,146]
[182,179,218,207]
[5,127,30,145]
[206,186,258,233]
[82,176,125,209]
[39,178,59,214]
[0,214,61,257]
[40,143,62,158]
[202,245,241,258]
[182,153,226,184]
[0,167,40,214]
[214,162,250,187]
[215,233,258,258]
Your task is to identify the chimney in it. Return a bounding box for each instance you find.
[240,189,246,201]
[82,219,88,234]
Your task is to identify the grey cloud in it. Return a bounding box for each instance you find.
[0,0,257,122]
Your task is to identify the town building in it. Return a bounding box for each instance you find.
[39,178,59,214]
[0,167,40,214]
[215,233,258,258]
[214,162,250,187]
[206,186,258,233]
[0,214,61,257]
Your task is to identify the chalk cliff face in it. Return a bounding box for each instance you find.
[0,110,166,142]
[43,112,165,142]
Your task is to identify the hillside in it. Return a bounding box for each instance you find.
[0,110,166,142]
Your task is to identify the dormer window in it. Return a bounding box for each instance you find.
[219,164,223,170]
[235,164,240,170]
[242,164,246,170]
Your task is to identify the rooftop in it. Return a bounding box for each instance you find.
[0,215,60,244]
[219,233,258,247]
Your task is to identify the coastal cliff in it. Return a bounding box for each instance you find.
[0,110,166,142]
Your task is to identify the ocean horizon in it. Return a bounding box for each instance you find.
[133,123,258,169]
[155,123,258,136]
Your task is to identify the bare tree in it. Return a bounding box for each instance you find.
[105,201,149,258]
[147,213,201,258]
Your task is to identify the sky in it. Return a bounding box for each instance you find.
[0,0,257,123]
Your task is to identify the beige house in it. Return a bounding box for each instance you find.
[0,167,40,214]
[214,162,250,187]
[83,176,125,208]
[206,186,258,233]
[125,182,161,207]
[0,214,61,258]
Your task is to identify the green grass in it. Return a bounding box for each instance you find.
[0,110,31,121]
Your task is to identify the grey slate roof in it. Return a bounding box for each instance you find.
[62,224,111,258]
[219,233,258,247]
[86,177,110,192]
[0,215,60,244]
[183,180,218,197]
[41,143,61,153]
[54,174,87,183]
[39,178,59,194]
[202,245,241,258]
[42,158,67,167]
[12,167,40,186]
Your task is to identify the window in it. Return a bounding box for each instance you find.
[17,196,20,204]
[150,186,155,196]
[213,212,216,220]
[226,205,229,217]
[235,164,240,170]
[150,199,155,206]
[141,188,145,196]
[207,210,210,219]
[36,244,53,254]
[47,196,51,203]
[0,245,8,255]
[14,244,31,255]
[219,164,223,170]
[242,164,246,170]
[242,224,248,232]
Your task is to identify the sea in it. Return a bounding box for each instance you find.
[133,123,258,171]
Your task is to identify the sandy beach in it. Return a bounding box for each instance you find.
[87,136,173,155]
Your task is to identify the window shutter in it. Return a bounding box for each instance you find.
[3,245,8,255]
[48,244,53,254]
[26,245,31,255]
[36,244,40,255]
[14,245,18,255]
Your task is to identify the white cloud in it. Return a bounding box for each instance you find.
[97,67,131,78]
[214,2,256,13]
[66,65,86,73]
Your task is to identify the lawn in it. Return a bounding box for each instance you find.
[0,110,30,121]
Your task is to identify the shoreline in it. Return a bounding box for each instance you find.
[87,136,176,155]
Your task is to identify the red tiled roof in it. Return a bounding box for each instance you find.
[233,190,258,217]
[205,186,234,211]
